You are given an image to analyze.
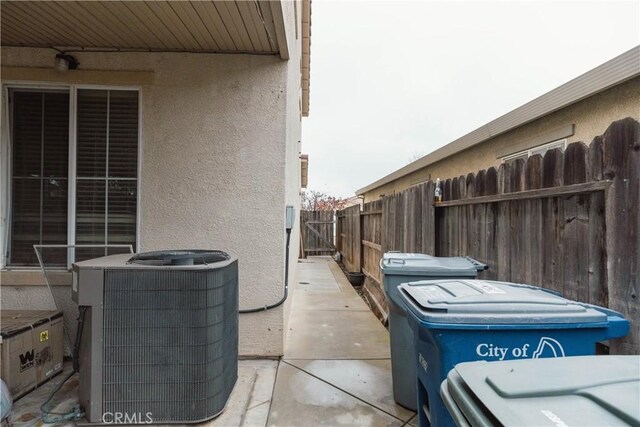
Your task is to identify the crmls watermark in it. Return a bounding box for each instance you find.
[102,412,153,424]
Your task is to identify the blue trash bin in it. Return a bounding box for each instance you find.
[398,279,630,427]
[381,253,487,410]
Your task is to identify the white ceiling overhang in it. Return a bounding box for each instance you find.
[1,0,311,116]
[1,1,283,54]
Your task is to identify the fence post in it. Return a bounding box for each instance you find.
[335,209,342,256]
[355,206,362,271]
[359,208,364,274]
[422,181,436,254]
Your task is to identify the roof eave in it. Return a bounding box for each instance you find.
[301,0,311,117]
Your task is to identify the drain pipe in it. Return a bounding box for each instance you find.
[239,206,294,314]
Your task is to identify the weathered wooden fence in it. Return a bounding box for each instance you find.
[300,210,335,258]
[336,118,639,354]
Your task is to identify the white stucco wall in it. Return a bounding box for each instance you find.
[282,0,304,341]
[0,45,303,357]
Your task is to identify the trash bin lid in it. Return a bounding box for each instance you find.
[399,279,608,324]
[449,356,640,426]
[381,253,485,277]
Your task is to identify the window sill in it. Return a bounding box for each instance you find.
[0,270,72,286]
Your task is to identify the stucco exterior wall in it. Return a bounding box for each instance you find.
[363,77,640,201]
[282,0,303,340]
[0,46,303,357]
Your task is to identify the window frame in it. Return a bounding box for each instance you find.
[1,82,142,270]
[501,138,567,163]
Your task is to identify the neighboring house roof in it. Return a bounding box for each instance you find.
[343,196,363,208]
[0,0,311,115]
[356,45,640,196]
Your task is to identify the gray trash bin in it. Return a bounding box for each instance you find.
[441,355,640,426]
[381,252,487,410]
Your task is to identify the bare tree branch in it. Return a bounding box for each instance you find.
[302,190,350,211]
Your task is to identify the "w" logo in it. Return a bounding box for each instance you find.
[19,349,35,371]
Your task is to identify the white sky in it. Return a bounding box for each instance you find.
[301,0,640,198]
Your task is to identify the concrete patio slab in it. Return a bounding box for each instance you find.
[7,363,78,427]
[266,363,404,427]
[285,359,414,422]
[285,309,391,360]
[8,360,278,427]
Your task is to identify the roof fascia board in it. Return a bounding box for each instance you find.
[270,0,290,60]
[301,0,311,116]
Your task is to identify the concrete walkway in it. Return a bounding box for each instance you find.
[267,257,416,427]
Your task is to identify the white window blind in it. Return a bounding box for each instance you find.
[9,90,69,266]
[75,89,138,262]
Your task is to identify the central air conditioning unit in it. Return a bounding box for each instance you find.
[72,250,238,424]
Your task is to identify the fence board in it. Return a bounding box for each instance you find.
[456,177,467,255]
[509,161,524,282]
[421,181,436,254]
[603,118,639,354]
[335,205,360,271]
[483,203,498,280]
[526,156,543,285]
[498,163,510,194]
[397,194,405,252]
[588,190,607,307]
[589,136,604,181]
[361,200,382,286]
[626,121,640,355]
[563,143,590,302]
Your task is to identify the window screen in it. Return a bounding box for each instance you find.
[9,90,69,266]
[75,89,138,261]
[531,140,566,157]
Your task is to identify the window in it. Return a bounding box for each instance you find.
[6,87,139,267]
[75,89,139,261]
[10,90,69,266]
[502,139,567,163]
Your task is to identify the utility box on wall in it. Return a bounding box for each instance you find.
[0,310,64,399]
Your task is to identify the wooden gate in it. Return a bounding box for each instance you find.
[300,210,336,257]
